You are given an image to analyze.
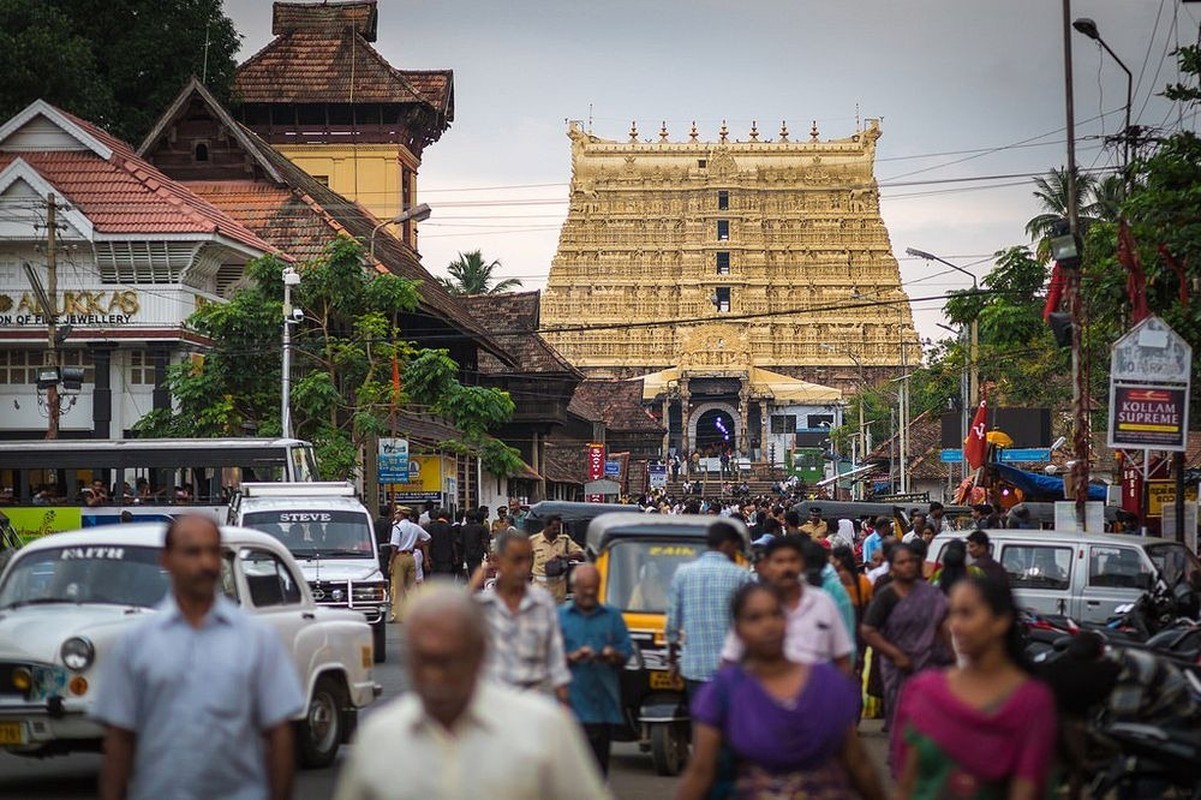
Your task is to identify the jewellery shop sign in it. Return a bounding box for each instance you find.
[1107,316,1192,452]
[0,290,141,326]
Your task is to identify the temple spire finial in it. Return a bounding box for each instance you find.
[748,120,759,142]
[719,120,728,143]
[659,121,669,142]
[689,121,699,143]
[628,120,639,143]
[779,120,789,142]
[809,120,820,142]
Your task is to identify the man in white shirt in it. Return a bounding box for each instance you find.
[721,536,851,672]
[389,506,430,623]
[334,583,609,800]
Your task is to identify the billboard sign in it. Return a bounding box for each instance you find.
[1108,317,1191,452]
[377,437,410,483]
[586,443,606,481]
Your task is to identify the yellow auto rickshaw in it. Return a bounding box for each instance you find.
[585,512,751,776]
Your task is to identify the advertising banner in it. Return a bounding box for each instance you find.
[586,443,606,481]
[385,455,450,503]
[1109,385,1188,450]
[1107,316,1191,452]
[377,437,410,483]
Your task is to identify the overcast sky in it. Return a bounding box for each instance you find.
[223,0,1195,346]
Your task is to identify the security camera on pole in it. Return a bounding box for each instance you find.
[281,265,301,439]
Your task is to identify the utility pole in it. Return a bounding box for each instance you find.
[281,266,300,439]
[45,193,60,440]
[1062,0,1089,523]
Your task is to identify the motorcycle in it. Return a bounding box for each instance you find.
[1091,720,1201,799]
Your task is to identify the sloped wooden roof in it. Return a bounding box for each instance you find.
[570,380,666,433]
[459,291,581,377]
[234,1,453,121]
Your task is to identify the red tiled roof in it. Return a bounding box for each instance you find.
[272,1,378,40]
[138,81,502,360]
[460,291,581,377]
[0,107,279,256]
[570,380,666,433]
[544,441,586,485]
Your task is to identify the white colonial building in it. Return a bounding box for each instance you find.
[0,101,279,439]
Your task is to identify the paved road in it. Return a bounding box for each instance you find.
[0,623,890,798]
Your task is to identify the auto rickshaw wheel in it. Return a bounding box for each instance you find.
[650,722,687,776]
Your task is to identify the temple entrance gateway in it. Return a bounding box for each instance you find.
[694,407,737,454]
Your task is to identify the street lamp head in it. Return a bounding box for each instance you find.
[905,247,936,261]
[1072,17,1100,41]
[282,266,301,286]
[392,202,432,225]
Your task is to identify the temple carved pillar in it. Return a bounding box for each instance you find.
[760,401,770,463]
[679,379,691,455]
[738,387,750,457]
[661,394,671,455]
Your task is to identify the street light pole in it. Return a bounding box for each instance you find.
[821,343,868,499]
[906,247,980,407]
[281,265,300,439]
[1073,17,1133,183]
[369,203,432,261]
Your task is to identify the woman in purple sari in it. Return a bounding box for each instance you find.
[676,583,884,800]
[892,576,1058,798]
[860,543,950,732]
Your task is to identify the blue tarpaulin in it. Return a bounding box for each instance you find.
[993,463,1107,501]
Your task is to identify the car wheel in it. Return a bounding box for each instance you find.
[297,675,344,769]
[372,619,387,664]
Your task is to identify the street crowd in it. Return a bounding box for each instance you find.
[88,496,1192,799]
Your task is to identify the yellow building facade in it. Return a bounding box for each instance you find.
[540,119,920,458]
[541,119,918,384]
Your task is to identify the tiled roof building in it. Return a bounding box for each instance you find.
[0,100,278,438]
[140,79,503,363]
[231,1,453,231]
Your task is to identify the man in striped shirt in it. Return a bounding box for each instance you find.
[665,521,751,699]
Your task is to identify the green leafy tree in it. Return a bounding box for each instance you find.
[437,250,523,295]
[0,0,239,142]
[135,235,523,481]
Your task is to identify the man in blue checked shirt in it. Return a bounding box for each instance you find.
[665,521,751,700]
[559,564,633,776]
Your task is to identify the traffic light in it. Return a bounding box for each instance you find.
[61,367,84,391]
[1048,312,1073,348]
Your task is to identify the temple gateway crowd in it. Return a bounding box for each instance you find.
[328,495,1197,799]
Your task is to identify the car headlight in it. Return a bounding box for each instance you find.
[352,585,386,603]
[61,637,94,672]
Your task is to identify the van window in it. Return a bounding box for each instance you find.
[999,545,1072,590]
[1088,546,1152,590]
[1146,542,1201,591]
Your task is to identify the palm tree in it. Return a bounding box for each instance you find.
[437,250,524,295]
[1025,167,1105,261]
[1089,174,1126,224]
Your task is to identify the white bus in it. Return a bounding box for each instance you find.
[0,438,318,542]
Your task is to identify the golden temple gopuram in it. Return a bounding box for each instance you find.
[540,119,919,391]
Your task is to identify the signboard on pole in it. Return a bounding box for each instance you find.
[1108,317,1192,451]
[377,437,409,483]
[998,448,1052,463]
[648,463,668,488]
[604,459,621,477]
[586,443,606,481]
[1145,479,1198,517]
[386,455,450,503]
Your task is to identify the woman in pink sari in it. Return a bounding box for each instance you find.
[892,576,1058,798]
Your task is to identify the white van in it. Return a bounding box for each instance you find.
[929,529,1201,624]
[228,482,389,662]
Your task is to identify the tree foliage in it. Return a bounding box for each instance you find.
[0,0,240,143]
[437,250,523,295]
[135,235,522,481]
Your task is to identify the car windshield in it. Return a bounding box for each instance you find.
[1146,542,1201,590]
[605,539,705,613]
[242,510,374,558]
[0,545,168,609]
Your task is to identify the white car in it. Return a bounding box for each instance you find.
[0,524,379,767]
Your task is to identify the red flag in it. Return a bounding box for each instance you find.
[1117,220,1149,324]
[964,394,989,470]
[1158,244,1190,307]
[1043,262,1066,321]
